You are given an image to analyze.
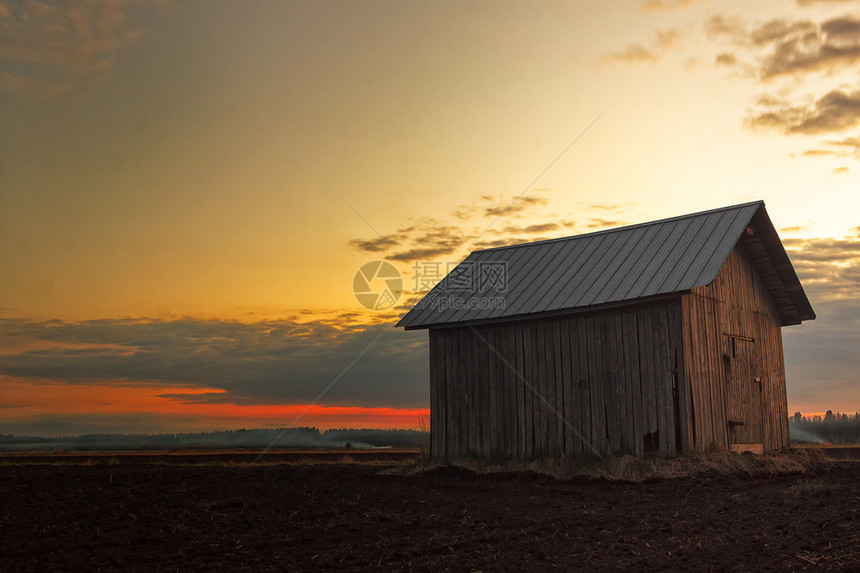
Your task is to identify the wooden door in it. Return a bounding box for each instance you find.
[726,337,763,452]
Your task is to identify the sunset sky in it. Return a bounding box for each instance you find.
[1,0,858,436]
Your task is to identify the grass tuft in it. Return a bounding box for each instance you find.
[786,477,833,497]
[414,412,431,464]
[404,448,831,482]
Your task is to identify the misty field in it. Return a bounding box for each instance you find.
[1,455,857,571]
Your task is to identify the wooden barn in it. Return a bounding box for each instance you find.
[397,201,815,461]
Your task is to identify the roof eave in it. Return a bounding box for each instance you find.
[400,291,689,331]
[749,205,816,325]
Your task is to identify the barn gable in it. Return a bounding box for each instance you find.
[397,201,814,330]
[681,238,794,453]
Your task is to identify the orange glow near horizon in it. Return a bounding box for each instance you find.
[4,378,849,438]
[0,379,429,435]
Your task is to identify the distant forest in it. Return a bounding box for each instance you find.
[1,412,856,452]
[789,411,859,445]
[0,427,426,453]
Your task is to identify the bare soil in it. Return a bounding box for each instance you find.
[1,457,857,571]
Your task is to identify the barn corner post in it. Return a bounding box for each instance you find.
[398,201,814,463]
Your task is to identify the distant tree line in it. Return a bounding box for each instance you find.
[3,412,856,452]
[0,427,427,452]
[789,411,860,444]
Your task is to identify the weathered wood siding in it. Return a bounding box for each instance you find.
[681,239,790,452]
[428,298,687,461]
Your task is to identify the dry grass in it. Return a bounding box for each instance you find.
[402,448,832,482]
[786,477,834,497]
[414,412,431,463]
[3,448,833,479]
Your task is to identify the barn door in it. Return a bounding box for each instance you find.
[725,336,763,453]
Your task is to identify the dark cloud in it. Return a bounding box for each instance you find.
[386,221,465,262]
[800,138,860,160]
[349,235,403,253]
[411,225,466,248]
[0,412,211,437]
[0,318,429,409]
[706,14,860,77]
[783,234,860,301]
[656,29,684,49]
[784,236,860,262]
[156,391,248,405]
[797,0,860,6]
[0,1,165,98]
[463,203,636,248]
[779,225,809,234]
[705,15,746,41]
[450,193,548,220]
[349,219,465,261]
[822,16,860,39]
[642,0,706,10]
[750,19,817,46]
[350,194,553,262]
[585,202,638,213]
[827,136,860,156]
[586,218,628,229]
[451,206,479,220]
[472,237,541,250]
[606,29,683,64]
[747,88,860,135]
[609,44,658,63]
[351,197,631,267]
[759,17,860,77]
[334,311,363,323]
[755,94,787,107]
[483,195,549,217]
[715,52,737,65]
[388,246,459,261]
[502,223,560,234]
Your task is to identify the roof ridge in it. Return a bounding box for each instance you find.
[472,200,764,254]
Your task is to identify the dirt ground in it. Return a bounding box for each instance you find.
[1,458,857,571]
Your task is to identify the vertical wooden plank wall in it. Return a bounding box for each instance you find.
[428,330,441,459]
[682,240,789,452]
[429,298,687,462]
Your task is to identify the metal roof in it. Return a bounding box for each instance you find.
[396,201,815,329]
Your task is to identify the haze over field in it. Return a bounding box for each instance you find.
[1,0,858,436]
